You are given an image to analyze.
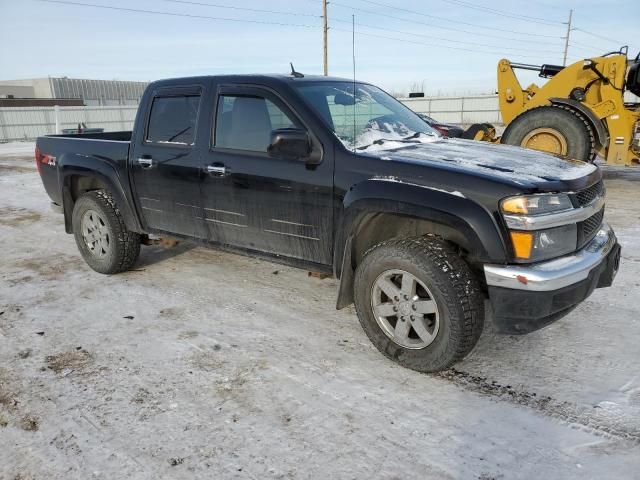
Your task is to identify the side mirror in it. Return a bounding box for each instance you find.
[268,128,311,160]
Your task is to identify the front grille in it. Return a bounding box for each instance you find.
[578,208,604,248]
[574,181,604,207]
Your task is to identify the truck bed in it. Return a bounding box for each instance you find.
[47,131,133,141]
[36,131,133,207]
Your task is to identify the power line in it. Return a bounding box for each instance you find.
[161,0,321,18]
[165,0,563,46]
[331,27,559,61]
[320,0,562,40]
[570,40,604,51]
[573,28,624,45]
[432,0,563,26]
[35,0,322,28]
[568,45,599,54]
[331,18,562,55]
[36,0,562,64]
[573,27,638,50]
[159,0,562,58]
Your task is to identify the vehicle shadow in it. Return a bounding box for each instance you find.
[135,242,195,269]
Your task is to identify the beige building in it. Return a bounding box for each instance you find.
[0,77,149,105]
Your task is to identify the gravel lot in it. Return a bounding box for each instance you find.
[1,141,639,479]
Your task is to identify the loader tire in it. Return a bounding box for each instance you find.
[353,235,484,373]
[462,123,496,141]
[501,105,596,162]
[72,190,140,274]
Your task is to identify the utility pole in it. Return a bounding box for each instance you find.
[323,0,328,76]
[562,9,573,66]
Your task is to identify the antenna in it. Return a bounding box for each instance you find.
[290,62,304,78]
[352,14,356,153]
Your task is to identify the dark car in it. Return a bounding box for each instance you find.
[35,74,620,373]
[417,113,465,137]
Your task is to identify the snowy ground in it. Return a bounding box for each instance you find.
[1,141,639,479]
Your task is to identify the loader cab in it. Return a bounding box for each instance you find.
[626,60,640,97]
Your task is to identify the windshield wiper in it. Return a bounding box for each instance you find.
[357,138,405,150]
[403,131,437,140]
[358,132,437,150]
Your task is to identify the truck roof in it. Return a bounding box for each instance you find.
[147,74,360,89]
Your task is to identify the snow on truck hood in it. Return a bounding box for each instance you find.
[364,138,597,184]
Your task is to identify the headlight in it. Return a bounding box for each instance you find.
[510,224,577,261]
[502,193,577,261]
[501,194,573,215]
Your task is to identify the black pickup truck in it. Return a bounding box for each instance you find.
[35,74,621,372]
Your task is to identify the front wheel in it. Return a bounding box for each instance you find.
[353,236,484,372]
[72,190,140,274]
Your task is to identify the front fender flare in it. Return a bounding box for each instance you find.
[334,179,507,309]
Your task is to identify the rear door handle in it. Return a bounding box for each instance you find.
[137,157,154,168]
[206,165,227,176]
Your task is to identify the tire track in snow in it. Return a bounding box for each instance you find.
[437,369,640,444]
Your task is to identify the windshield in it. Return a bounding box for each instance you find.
[295,82,438,150]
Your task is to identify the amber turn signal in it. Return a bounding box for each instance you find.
[510,231,533,259]
[502,197,529,214]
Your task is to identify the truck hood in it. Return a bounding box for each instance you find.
[365,138,598,188]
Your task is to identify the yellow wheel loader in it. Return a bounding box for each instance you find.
[466,49,640,165]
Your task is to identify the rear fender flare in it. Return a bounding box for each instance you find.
[58,155,141,234]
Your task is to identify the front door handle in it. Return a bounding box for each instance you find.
[206,165,227,176]
[137,157,154,168]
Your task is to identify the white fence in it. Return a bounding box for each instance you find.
[400,91,640,126]
[0,99,497,142]
[0,106,138,142]
[2,92,639,142]
[401,95,502,126]
[0,98,498,142]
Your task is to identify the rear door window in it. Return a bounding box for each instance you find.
[146,95,200,145]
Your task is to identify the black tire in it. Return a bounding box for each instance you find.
[353,235,484,373]
[72,190,140,274]
[462,123,495,141]
[501,105,596,161]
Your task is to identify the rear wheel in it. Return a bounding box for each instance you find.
[72,190,140,274]
[353,236,484,372]
[501,105,595,161]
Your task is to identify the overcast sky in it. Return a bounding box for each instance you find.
[1,0,638,95]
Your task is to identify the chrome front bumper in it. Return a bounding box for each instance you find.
[484,224,618,292]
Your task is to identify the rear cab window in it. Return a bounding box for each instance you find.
[146,91,201,146]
